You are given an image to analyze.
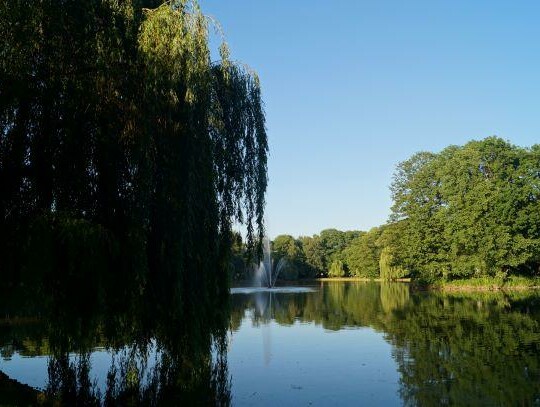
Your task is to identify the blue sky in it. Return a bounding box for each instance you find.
[204,0,540,238]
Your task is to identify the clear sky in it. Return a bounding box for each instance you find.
[204,0,540,239]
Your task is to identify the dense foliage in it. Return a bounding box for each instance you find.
[230,228,379,280]
[0,1,267,299]
[343,227,382,278]
[386,137,540,283]
[248,138,540,284]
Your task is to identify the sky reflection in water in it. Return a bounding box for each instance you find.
[2,282,540,405]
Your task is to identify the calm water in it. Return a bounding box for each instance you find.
[2,282,540,405]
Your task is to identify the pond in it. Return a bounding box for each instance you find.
[2,281,540,405]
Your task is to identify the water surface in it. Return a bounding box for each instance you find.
[227,282,540,405]
[2,282,540,405]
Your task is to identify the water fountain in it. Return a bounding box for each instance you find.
[253,237,287,288]
[230,236,315,294]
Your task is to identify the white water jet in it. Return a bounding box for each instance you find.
[253,237,287,288]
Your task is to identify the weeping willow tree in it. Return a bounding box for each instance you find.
[379,247,407,280]
[0,0,267,307]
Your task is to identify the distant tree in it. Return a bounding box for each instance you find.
[320,229,348,262]
[328,259,345,278]
[344,230,363,243]
[273,235,303,260]
[377,221,409,276]
[343,227,382,278]
[272,235,304,280]
[299,235,326,277]
[319,229,363,275]
[379,247,407,280]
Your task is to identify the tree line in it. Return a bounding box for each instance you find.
[233,137,540,283]
[230,227,391,280]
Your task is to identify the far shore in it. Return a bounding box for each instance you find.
[250,276,540,292]
[317,277,540,292]
[315,277,411,283]
[425,284,540,292]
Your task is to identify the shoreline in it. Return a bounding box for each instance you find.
[311,277,540,292]
[423,284,540,292]
[314,277,411,283]
[234,277,540,292]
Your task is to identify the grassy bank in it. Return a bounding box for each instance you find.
[422,276,540,292]
[316,277,411,282]
[234,276,540,291]
[317,276,540,291]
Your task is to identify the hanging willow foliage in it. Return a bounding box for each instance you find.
[0,0,267,302]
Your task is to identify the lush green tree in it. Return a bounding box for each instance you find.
[389,149,450,281]
[299,235,326,277]
[319,229,344,262]
[273,235,303,259]
[344,230,363,243]
[377,221,410,280]
[439,138,540,277]
[343,227,381,278]
[318,229,363,276]
[0,1,268,300]
[272,234,304,279]
[320,229,361,262]
[388,137,540,282]
[328,259,346,278]
[379,246,407,280]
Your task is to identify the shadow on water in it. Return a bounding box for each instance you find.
[231,282,540,406]
[0,265,232,406]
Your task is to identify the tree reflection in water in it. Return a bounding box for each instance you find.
[4,280,540,405]
[231,282,540,406]
[0,269,231,406]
